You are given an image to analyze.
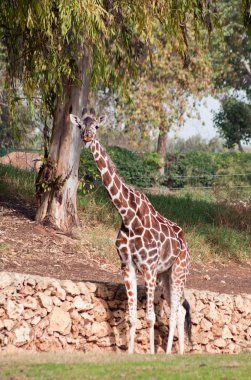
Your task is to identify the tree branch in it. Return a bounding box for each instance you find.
[241,57,251,77]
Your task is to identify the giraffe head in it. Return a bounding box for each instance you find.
[70,108,106,148]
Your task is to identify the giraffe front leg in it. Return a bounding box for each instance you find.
[122,262,137,354]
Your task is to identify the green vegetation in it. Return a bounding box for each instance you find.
[79,146,158,190]
[80,147,251,191]
[0,164,36,201]
[1,149,250,263]
[213,97,251,151]
[0,353,250,380]
[81,189,250,262]
[165,151,251,190]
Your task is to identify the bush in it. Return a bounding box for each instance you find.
[165,151,251,188]
[79,145,156,190]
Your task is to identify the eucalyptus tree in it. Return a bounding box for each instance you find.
[212,0,251,94]
[0,1,215,232]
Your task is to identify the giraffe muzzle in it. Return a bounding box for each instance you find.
[83,136,92,142]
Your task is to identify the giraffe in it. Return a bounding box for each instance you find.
[70,109,192,354]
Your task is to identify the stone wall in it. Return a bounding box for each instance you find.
[0,271,250,353]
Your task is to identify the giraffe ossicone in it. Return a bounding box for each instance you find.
[70,109,192,354]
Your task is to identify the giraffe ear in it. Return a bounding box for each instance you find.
[97,115,107,127]
[70,114,81,128]
[81,108,87,116]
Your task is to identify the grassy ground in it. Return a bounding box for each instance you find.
[80,185,251,263]
[0,163,250,264]
[0,164,36,201]
[0,352,250,380]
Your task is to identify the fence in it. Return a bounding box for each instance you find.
[162,172,251,191]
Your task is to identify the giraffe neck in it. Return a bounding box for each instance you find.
[90,139,131,216]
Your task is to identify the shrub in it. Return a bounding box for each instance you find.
[79,145,156,190]
[165,151,251,189]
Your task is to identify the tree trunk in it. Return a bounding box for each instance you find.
[35,51,89,232]
[237,141,244,152]
[157,127,168,175]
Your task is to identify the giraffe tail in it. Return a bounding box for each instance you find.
[182,299,193,347]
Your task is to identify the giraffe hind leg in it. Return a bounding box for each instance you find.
[121,262,138,354]
[159,267,189,354]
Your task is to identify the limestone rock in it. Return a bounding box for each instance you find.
[55,287,66,301]
[222,325,233,339]
[215,294,234,311]
[61,280,80,296]
[196,332,209,345]
[192,311,204,325]
[31,316,41,326]
[90,300,109,322]
[38,293,53,312]
[36,336,62,351]
[20,285,34,296]
[0,293,6,305]
[80,312,94,322]
[77,282,90,295]
[72,296,94,311]
[235,295,245,313]
[60,301,73,312]
[6,300,24,319]
[51,296,62,306]
[49,307,71,335]
[13,323,31,346]
[214,338,227,348]
[24,277,37,287]
[23,296,38,310]
[0,273,12,289]
[91,321,112,338]
[0,307,6,318]
[39,308,48,318]
[85,282,97,293]
[229,324,238,335]
[70,309,81,322]
[204,303,219,323]
[3,319,15,331]
[23,309,35,320]
[200,318,212,332]
[246,327,251,338]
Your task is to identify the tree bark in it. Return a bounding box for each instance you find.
[157,127,168,175]
[237,141,244,152]
[35,51,90,232]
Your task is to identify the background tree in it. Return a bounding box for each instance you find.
[116,45,213,174]
[213,96,251,151]
[0,0,215,232]
[211,0,251,95]
[0,50,41,151]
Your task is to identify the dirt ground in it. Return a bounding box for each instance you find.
[0,152,41,171]
[0,199,251,295]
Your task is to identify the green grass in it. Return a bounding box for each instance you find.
[80,187,250,262]
[0,353,250,380]
[0,164,36,201]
